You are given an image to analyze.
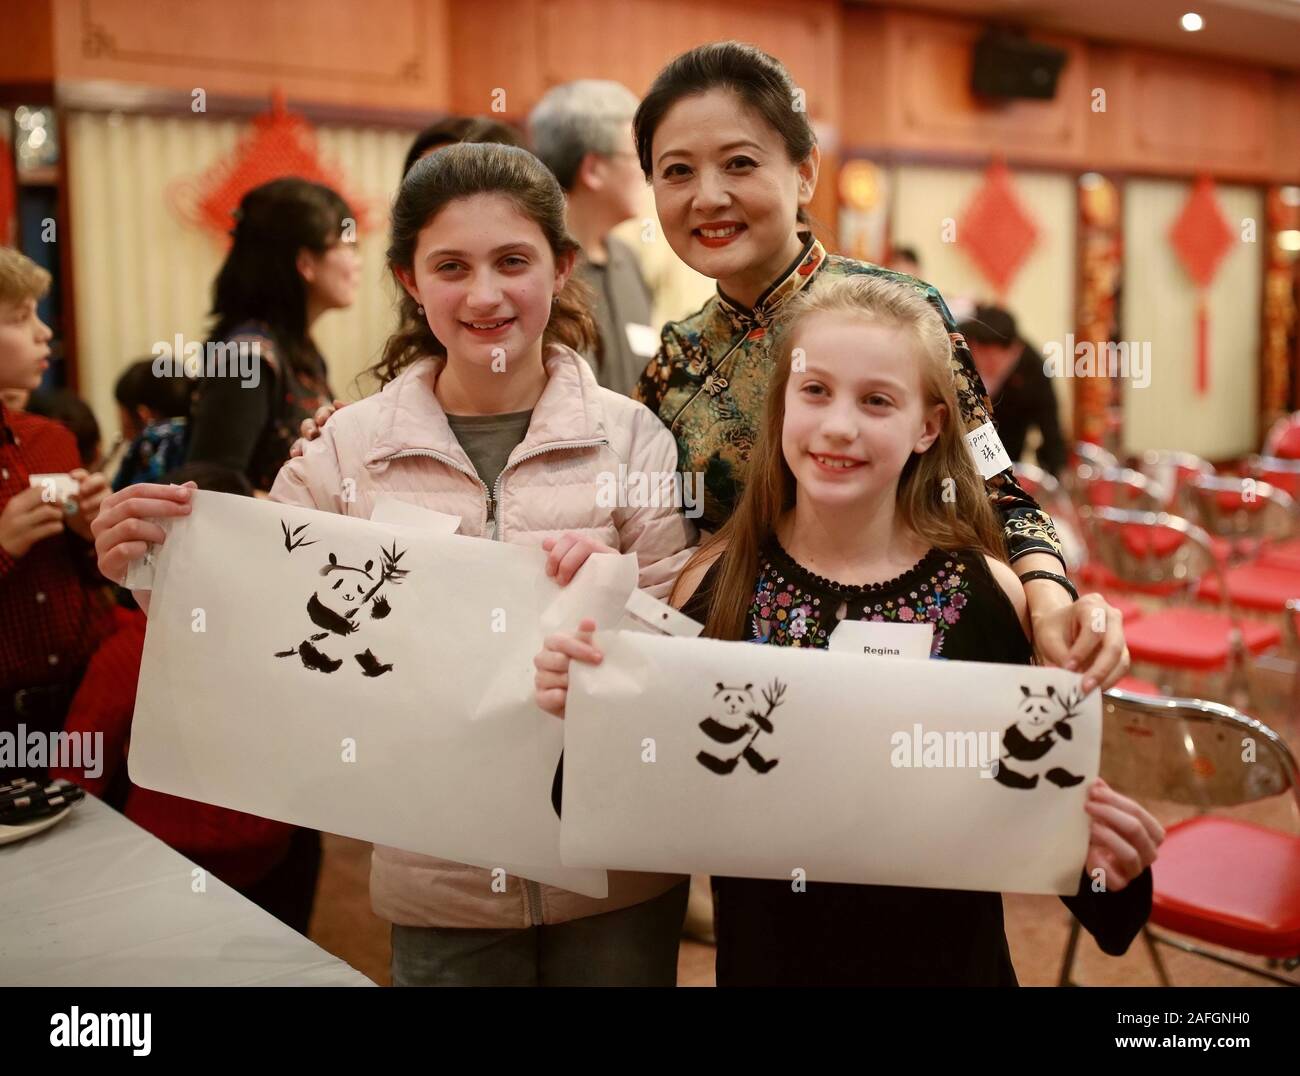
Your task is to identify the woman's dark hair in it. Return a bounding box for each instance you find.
[115,359,193,420]
[209,177,353,375]
[371,141,597,385]
[401,116,527,179]
[633,41,817,226]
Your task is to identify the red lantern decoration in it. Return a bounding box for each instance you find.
[957,159,1040,299]
[170,91,372,243]
[1169,175,1234,395]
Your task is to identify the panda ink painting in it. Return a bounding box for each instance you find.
[994,685,1087,790]
[697,679,787,774]
[273,520,409,677]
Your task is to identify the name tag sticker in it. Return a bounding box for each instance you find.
[827,620,934,660]
[965,421,1013,480]
[625,322,659,358]
[620,588,703,637]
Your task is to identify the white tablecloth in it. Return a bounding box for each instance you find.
[0,795,374,986]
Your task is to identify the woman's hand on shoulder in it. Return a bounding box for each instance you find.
[289,399,349,458]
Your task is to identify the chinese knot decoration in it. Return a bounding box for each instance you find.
[957,159,1040,299]
[1169,175,1234,395]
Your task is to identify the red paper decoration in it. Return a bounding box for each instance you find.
[957,160,1039,298]
[0,132,15,247]
[170,91,372,243]
[1169,175,1234,395]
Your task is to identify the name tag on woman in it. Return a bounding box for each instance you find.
[827,620,933,659]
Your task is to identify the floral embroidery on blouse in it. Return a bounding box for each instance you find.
[859,559,971,658]
[746,543,972,656]
[633,235,1064,568]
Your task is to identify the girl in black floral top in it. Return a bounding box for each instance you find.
[536,273,1163,985]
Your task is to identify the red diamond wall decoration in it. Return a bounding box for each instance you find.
[957,160,1039,298]
[1169,175,1234,394]
[169,91,372,244]
[1169,175,1233,289]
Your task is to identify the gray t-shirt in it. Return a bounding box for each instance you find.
[445,409,534,512]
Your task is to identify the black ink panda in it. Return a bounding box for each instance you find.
[995,685,1085,790]
[698,682,781,775]
[714,683,755,720]
[275,538,401,676]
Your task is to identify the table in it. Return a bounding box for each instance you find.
[0,795,374,986]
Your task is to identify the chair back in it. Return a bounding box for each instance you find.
[1187,474,1295,547]
[1137,449,1215,513]
[1082,506,1225,601]
[1102,688,1300,812]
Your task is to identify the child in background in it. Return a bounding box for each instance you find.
[0,247,113,783]
[536,274,1163,986]
[110,359,193,490]
[27,388,103,471]
[93,143,698,986]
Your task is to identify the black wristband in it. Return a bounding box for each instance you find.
[1019,569,1079,602]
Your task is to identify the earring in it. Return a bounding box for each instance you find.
[417,305,425,316]
[551,295,559,306]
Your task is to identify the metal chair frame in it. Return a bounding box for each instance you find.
[1059,688,1300,986]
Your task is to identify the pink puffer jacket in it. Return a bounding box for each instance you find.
[270,345,696,928]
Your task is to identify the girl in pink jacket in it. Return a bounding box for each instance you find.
[94,142,697,986]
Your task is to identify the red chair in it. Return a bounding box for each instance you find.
[1264,414,1300,461]
[1136,449,1215,515]
[1060,689,1300,986]
[1186,473,1296,568]
[1083,507,1281,700]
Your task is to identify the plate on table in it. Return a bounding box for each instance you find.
[0,805,75,846]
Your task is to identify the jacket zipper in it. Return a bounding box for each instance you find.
[378,437,608,926]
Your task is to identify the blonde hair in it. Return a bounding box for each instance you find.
[0,247,51,309]
[674,273,1007,641]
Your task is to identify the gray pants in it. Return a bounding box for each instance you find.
[390,881,689,987]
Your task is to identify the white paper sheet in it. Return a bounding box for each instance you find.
[129,490,639,898]
[561,631,1099,896]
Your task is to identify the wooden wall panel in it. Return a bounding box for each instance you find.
[47,0,453,113]
[450,0,841,125]
[1126,51,1274,180]
[842,6,1300,183]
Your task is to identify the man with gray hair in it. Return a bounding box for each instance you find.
[529,80,658,398]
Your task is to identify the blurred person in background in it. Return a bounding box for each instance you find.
[110,359,193,490]
[958,305,1067,479]
[185,178,358,492]
[0,247,113,783]
[27,387,103,471]
[883,244,921,278]
[529,80,658,397]
[401,115,527,179]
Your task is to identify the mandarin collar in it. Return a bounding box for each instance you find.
[715,232,825,329]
